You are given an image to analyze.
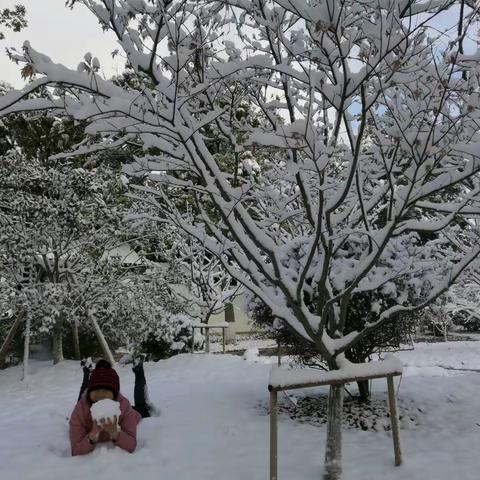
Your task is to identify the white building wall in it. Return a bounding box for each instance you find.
[210,295,253,333]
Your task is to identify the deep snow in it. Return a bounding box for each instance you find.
[1,342,480,480]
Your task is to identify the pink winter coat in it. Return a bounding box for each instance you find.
[69,393,142,456]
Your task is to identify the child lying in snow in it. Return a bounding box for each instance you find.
[69,358,151,456]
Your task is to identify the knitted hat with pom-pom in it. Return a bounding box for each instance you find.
[87,360,120,399]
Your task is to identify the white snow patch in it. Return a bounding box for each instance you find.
[269,355,403,389]
[243,347,260,363]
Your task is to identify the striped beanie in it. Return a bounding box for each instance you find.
[87,360,120,398]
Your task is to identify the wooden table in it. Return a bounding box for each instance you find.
[268,357,403,480]
[191,322,230,354]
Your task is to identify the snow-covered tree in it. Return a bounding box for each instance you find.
[426,275,480,338]
[126,175,243,326]
[248,286,416,401]
[424,292,456,341]
[2,1,480,477]
[0,149,127,365]
[0,89,87,160]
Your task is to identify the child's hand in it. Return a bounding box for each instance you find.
[88,420,101,443]
[101,416,119,441]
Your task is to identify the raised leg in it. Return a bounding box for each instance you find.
[77,358,93,402]
[133,356,151,418]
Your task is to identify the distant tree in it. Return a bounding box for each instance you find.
[174,235,242,324]
[425,276,480,338]
[0,4,26,40]
[105,270,201,359]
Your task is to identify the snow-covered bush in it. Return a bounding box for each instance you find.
[424,280,480,338]
[135,313,202,359]
[94,270,202,360]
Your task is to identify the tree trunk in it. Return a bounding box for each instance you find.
[357,379,370,403]
[72,320,81,360]
[89,312,115,365]
[443,324,448,342]
[52,319,64,364]
[0,311,24,366]
[204,312,211,353]
[432,323,444,337]
[323,384,344,480]
[22,315,31,381]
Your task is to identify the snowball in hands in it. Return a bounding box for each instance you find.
[90,399,121,422]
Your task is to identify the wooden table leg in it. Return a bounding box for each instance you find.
[270,390,278,480]
[387,375,402,466]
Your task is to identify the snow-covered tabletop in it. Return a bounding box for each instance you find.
[269,356,403,391]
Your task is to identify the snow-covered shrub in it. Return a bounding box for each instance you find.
[96,272,203,360]
[135,312,202,360]
[424,281,480,338]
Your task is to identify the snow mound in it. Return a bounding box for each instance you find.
[90,399,121,422]
[243,347,260,363]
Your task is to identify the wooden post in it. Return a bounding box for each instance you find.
[72,320,81,360]
[205,328,210,353]
[22,315,31,381]
[270,389,278,480]
[277,341,281,366]
[191,326,195,353]
[52,318,64,364]
[387,375,402,466]
[0,312,24,365]
[222,327,226,354]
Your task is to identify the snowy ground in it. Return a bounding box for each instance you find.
[209,335,277,353]
[1,341,480,480]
